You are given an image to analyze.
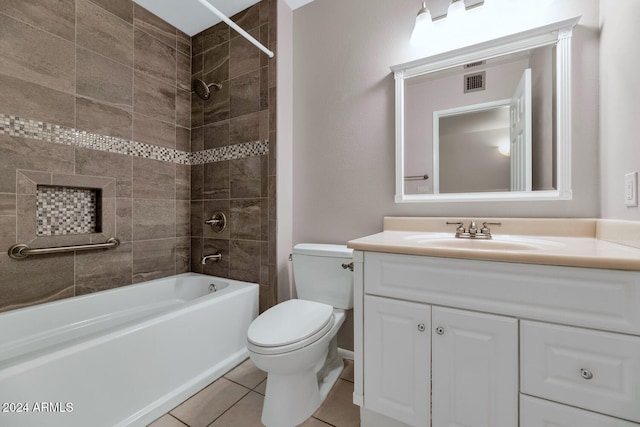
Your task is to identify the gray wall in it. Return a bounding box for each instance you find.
[599,0,640,220]
[288,0,600,352]
[291,0,601,245]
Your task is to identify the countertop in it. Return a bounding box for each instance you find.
[347,217,640,271]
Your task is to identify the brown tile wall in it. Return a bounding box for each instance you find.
[0,0,277,314]
[190,0,277,313]
[0,0,192,312]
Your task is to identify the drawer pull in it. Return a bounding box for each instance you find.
[435,326,445,335]
[580,368,594,380]
[417,323,426,332]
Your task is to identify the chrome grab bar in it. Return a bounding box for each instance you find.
[8,238,120,259]
[404,174,429,181]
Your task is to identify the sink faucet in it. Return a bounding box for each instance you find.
[202,252,222,264]
[446,221,501,239]
[468,220,478,237]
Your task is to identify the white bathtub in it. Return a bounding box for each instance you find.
[0,273,259,427]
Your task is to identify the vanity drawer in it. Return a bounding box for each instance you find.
[521,394,639,427]
[362,251,640,335]
[521,321,640,422]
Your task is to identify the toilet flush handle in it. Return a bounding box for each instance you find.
[341,262,354,272]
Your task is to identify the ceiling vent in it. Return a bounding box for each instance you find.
[464,71,486,93]
[464,60,486,68]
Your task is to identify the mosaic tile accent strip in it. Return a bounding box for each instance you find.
[36,186,98,236]
[0,115,268,164]
[189,140,270,165]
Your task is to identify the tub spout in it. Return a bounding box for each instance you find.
[202,252,222,264]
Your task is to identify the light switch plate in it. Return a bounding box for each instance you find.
[625,172,638,207]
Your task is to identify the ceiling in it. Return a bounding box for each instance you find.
[133,0,316,37]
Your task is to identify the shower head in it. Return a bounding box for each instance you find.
[192,79,222,101]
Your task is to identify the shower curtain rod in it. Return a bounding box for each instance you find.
[194,0,275,58]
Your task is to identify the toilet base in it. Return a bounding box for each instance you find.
[261,336,344,427]
[316,334,344,402]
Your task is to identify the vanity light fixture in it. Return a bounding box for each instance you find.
[447,0,467,21]
[410,2,433,46]
[410,0,475,46]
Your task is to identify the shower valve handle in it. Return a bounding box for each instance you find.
[205,212,227,233]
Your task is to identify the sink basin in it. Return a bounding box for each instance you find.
[416,238,543,251]
[402,234,566,251]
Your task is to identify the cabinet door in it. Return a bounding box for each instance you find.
[432,307,518,427]
[364,295,430,427]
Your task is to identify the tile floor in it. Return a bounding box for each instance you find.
[148,358,360,427]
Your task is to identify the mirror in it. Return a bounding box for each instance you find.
[392,17,579,202]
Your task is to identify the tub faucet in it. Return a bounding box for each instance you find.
[202,252,222,264]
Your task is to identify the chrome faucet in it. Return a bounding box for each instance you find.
[201,252,222,264]
[446,221,501,239]
[468,220,478,236]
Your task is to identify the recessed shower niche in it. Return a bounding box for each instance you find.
[16,171,116,247]
[36,186,102,236]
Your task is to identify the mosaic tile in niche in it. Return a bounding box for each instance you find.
[36,186,100,236]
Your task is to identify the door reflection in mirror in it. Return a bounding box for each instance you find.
[436,102,511,194]
[404,46,553,195]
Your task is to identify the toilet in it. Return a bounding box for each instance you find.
[247,243,353,427]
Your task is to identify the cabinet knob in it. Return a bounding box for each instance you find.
[580,368,594,380]
[435,326,445,335]
[341,262,354,271]
[417,323,426,332]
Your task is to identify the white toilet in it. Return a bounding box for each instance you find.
[247,243,353,427]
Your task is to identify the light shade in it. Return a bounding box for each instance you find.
[410,2,432,46]
[447,0,467,19]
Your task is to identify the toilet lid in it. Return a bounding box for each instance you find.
[247,300,333,348]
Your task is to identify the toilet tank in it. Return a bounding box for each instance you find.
[292,243,354,310]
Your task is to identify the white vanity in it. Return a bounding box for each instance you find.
[348,217,640,427]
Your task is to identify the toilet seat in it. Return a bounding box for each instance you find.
[247,300,334,355]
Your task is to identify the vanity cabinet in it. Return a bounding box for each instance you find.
[363,294,517,427]
[354,251,640,427]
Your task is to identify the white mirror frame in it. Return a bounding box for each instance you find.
[392,17,580,203]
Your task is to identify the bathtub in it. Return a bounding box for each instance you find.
[0,273,259,427]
